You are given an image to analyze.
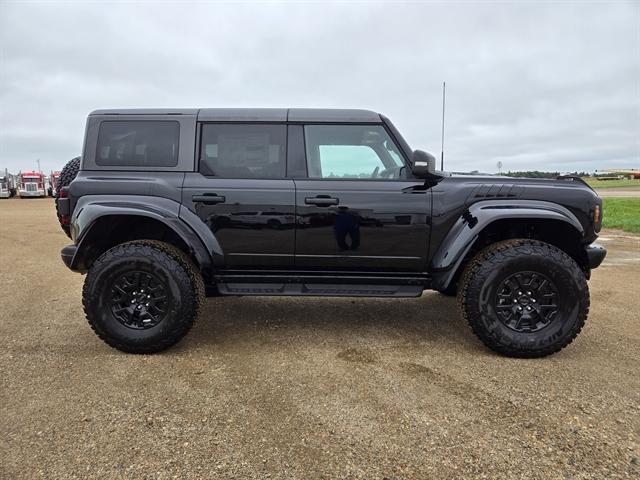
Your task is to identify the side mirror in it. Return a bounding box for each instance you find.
[411,150,436,178]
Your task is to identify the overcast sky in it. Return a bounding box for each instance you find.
[1,1,638,174]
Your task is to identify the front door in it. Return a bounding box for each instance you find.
[294,124,430,272]
[182,123,295,268]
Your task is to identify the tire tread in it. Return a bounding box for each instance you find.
[55,156,80,238]
[457,239,590,358]
[82,240,204,354]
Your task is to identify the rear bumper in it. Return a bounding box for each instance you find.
[61,244,77,270]
[585,243,607,269]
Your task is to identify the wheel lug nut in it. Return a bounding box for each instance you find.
[527,291,531,295]
[513,299,517,303]
[145,303,149,307]
[527,306,532,310]
[532,299,536,303]
[131,299,135,303]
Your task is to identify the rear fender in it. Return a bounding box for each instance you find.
[69,195,223,272]
[430,200,584,290]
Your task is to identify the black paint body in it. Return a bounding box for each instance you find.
[61,108,605,296]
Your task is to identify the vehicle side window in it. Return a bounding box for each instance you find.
[304,125,405,180]
[96,121,179,167]
[199,124,286,178]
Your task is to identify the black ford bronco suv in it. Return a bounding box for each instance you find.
[57,108,606,357]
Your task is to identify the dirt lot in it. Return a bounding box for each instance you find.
[1,198,638,479]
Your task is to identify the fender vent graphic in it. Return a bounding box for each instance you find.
[469,184,524,201]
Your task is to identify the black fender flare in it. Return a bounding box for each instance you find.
[69,195,223,272]
[430,200,584,290]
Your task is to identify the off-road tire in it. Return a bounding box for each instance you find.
[55,156,81,238]
[457,239,589,358]
[82,240,205,354]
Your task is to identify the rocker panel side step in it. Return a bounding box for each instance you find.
[213,270,431,287]
[216,283,424,297]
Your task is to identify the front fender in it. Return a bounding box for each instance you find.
[430,200,584,290]
[69,195,223,271]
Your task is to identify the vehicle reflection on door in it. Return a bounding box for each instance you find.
[297,205,403,248]
[295,190,427,272]
[198,205,296,232]
[189,192,296,268]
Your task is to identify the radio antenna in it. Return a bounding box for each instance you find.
[440,81,446,171]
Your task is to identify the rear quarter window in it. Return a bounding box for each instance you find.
[199,123,286,178]
[96,121,180,167]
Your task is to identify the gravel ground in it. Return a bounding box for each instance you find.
[1,198,639,479]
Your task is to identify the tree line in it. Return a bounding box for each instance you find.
[504,171,592,178]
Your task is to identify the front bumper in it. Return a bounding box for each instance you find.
[585,243,607,269]
[19,191,45,197]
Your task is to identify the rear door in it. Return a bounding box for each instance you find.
[181,123,296,268]
[294,124,431,272]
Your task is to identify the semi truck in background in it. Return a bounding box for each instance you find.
[0,177,8,198]
[17,171,47,198]
[0,171,17,198]
[0,165,73,199]
[49,171,61,197]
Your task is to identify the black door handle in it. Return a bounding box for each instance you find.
[192,194,226,205]
[305,195,339,206]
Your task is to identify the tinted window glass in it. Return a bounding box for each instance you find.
[200,124,286,178]
[304,125,405,180]
[96,121,179,167]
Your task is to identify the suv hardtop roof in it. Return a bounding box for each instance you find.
[89,108,382,123]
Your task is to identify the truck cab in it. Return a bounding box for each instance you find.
[0,175,14,198]
[49,171,61,197]
[18,171,47,198]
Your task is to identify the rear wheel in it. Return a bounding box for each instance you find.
[458,239,589,358]
[82,241,204,353]
[55,156,80,238]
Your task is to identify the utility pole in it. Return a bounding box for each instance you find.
[440,81,446,171]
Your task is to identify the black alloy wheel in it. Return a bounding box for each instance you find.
[110,271,170,330]
[494,271,559,333]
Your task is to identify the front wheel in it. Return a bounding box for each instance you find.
[82,241,204,353]
[458,239,589,358]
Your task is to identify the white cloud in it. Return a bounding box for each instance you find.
[0,1,638,173]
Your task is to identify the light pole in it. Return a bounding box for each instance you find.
[440,81,446,171]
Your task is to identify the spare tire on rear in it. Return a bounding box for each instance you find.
[55,156,80,238]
